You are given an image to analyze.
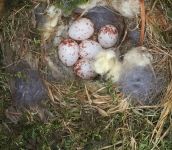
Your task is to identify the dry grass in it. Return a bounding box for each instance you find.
[0,0,172,149]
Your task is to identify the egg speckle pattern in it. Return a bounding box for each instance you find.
[74,59,97,79]
[79,40,102,59]
[68,18,94,41]
[58,39,79,66]
[98,25,118,48]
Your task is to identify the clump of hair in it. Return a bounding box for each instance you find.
[9,61,48,107]
[118,66,166,105]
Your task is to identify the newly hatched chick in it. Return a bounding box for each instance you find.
[111,0,140,18]
[93,49,122,82]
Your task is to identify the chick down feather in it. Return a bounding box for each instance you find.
[93,49,122,82]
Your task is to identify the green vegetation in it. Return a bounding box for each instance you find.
[56,0,88,15]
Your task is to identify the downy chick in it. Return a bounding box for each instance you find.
[93,49,123,82]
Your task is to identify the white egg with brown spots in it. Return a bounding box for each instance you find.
[74,58,97,79]
[58,39,79,66]
[68,18,94,41]
[98,25,118,48]
[79,40,103,59]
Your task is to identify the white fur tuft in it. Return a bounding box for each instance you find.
[112,0,140,18]
[123,47,153,67]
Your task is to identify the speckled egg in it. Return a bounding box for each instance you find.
[79,40,103,59]
[98,25,118,48]
[58,39,79,66]
[68,18,94,41]
[74,58,97,79]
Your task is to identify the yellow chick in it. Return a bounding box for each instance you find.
[93,49,123,82]
[111,0,140,18]
[93,47,153,83]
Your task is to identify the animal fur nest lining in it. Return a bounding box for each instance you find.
[0,0,172,146]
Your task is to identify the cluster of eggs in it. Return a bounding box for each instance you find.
[58,18,119,79]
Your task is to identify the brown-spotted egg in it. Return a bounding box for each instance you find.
[74,58,97,79]
[79,40,102,59]
[98,25,118,48]
[68,18,94,41]
[58,39,79,66]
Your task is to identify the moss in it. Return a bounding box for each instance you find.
[55,0,88,15]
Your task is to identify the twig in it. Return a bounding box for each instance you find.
[139,0,146,45]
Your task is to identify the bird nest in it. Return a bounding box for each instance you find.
[0,0,172,149]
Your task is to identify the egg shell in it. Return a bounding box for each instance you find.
[98,25,118,48]
[58,39,79,66]
[74,58,97,79]
[79,40,103,59]
[68,18,94,41]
